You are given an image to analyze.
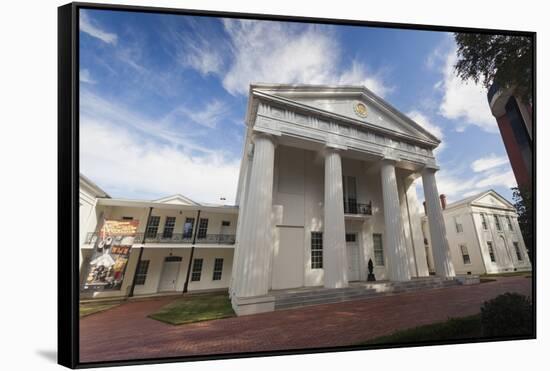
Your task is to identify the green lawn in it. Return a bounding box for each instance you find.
[149,293,235,325]
[362,315,483,345]
[80,302,120,318]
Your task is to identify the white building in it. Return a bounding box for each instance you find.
[422,190,531,276]
[80,84,460,315]
[79,179,239,298]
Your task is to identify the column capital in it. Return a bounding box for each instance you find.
[325,142,348,151]
[251,132,278,147]
[381,156,399,165]
[421,164,440,174]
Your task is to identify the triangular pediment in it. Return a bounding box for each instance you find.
[154,194,199,206]
[471,190,514,210]
[251,84,440,145]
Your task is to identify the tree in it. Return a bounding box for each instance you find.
[512,186,533,261]
[454,33,533,104]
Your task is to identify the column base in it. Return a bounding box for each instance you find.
[231,294,275,316]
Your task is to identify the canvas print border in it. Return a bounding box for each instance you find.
[58,2,536,368]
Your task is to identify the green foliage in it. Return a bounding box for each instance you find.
[364,315,482,345]
[512,186,533,261]
[454,33,533,103]
[149,293,235,325]
[480,293,533,337]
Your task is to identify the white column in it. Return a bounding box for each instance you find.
[397,176,417,276]
[233,133,276,298]
[405,177,430,277]
[380,159,411,281]
[229,150,253,297]
[323,148,348,288]
[422,167,455,277]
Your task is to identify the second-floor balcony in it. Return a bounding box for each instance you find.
[343,200,372,216]
[85,232,236,245]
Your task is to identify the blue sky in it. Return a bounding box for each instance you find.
[79,9,517,205]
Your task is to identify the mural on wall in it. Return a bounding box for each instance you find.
[82,219,140,292]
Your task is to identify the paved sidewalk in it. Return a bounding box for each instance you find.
[80,276,532,363]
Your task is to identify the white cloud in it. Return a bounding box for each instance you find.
[179,19,393,97]
[80,90,213,154]
[80,91,240,203]
[406,110,445,154]
[80,69,96,84]
[336,60,393,97]
[181,100,232,129]
[81,120,240,204]
[436,46,498,133]
[80,11,118,45]
[471,153,509,173]
[418,161,516,204]
[179,36,224,76]
[475,169,516,189]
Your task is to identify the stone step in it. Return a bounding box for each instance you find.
[275,291,385,310]
[275,287,376,300]
[273,278,461,310]
[275,290,378,304]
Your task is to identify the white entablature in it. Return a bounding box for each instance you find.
[246,84,440,169]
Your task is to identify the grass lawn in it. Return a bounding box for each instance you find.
[362,315,482,345]
[80,302,120,318]
[480,271,531,278]
[149,293,235,325]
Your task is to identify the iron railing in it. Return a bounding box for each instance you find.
[343,200,372,215]
[84,232,236,245]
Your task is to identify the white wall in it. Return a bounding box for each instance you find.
[444,208,487,275]
[470,206,531,274]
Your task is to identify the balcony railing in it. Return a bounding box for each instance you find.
[84,232,236,245]
[343,200,372,215]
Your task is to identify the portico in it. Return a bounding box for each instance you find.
[230,84,455,315]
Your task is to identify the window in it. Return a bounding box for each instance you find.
[513,242,523,261]
[343,176,358,213]
[494,215,502,231]
[507,216,514,231]
[134,260,150,285]
[311,232,323,269]
[197,218,209,239]
[191,258,203,281]
[183,218,194,238]
[162,216,176,238]
[212,258,224,280]
[460,245,471,265]
[145,216,160,238]
[373,233,385,266]
[481,213,488,230]
[454,216,463,233]
[122,216,133,220]
[487,241,496,262]
[221,221,231,227]
[345,233,356,242]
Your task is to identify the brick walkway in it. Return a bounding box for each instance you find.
[80,276,532,363]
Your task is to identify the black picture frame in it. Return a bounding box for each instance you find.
[58,2,536,368]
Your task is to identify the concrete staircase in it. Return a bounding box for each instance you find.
[273,277,462,311]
